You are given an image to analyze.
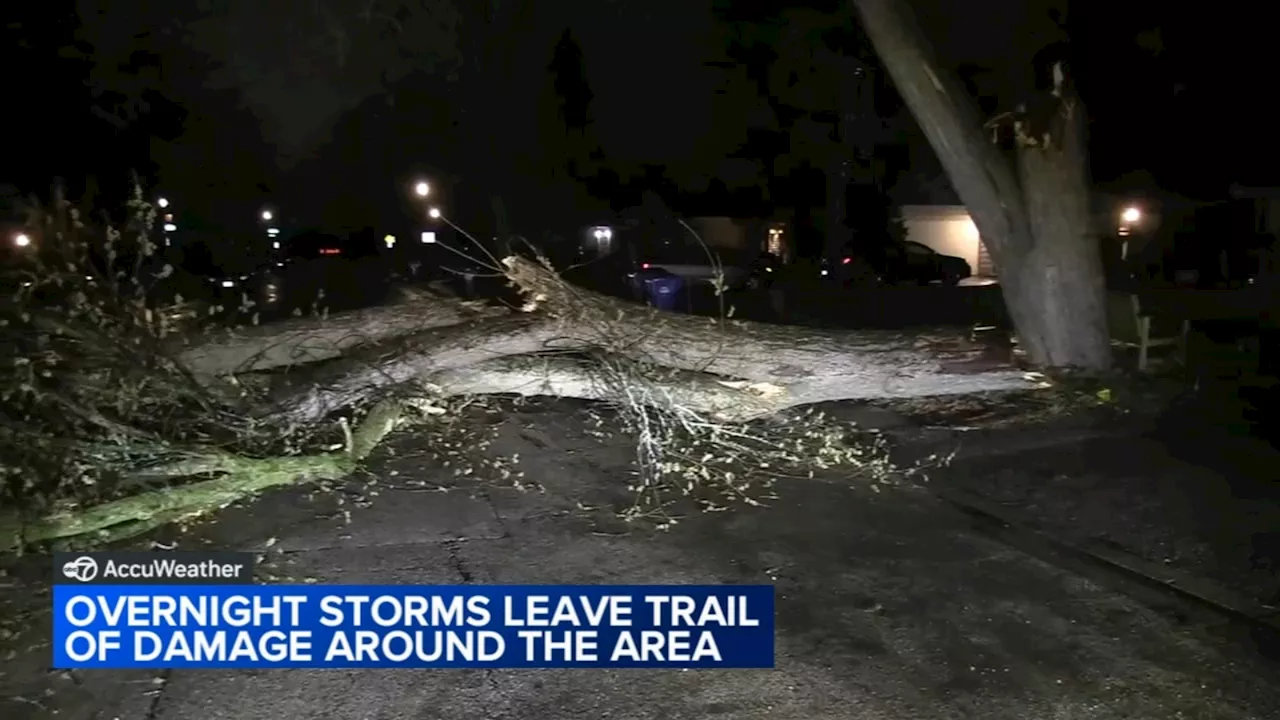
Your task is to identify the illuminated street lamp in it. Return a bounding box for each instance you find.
[14,233,31,248]
[261,209,274,222]
[1121,207,1141,224]
[428,207,442,219]
[414,181,431,198]
[157,197,169,209]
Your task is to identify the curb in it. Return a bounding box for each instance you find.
[887,421,1280,657]
[884,416,1151,466]
[933,484,1280,655]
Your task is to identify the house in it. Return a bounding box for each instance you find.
[892,170,1190,280]
[888,164,998,277]
[686,217,793,261]
[898,205,994,277]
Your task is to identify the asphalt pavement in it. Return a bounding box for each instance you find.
[2,400,1279,719]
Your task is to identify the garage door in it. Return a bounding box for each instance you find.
[976,238,995,277]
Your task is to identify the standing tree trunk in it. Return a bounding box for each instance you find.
[850,0,1111,370]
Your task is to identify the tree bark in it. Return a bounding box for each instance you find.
[265,312,563,426]
[850,0,1111,370]
[172,290,507,376]
[261,257,1037,425]
[423,356,816,422]
[1005,94,1111,368]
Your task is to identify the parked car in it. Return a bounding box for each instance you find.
[629,237,751,290]
[820,254,883,287]
[838,241,971,286]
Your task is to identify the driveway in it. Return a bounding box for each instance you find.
[2,401,1278,719]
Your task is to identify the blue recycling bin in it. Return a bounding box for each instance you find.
[644,273,685,311]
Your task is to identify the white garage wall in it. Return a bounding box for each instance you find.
[900,205,983,274]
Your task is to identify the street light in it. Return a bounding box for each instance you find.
[261,210,273,222]
[157,197,169,209]
[428,207,442,219]
[14,233,31,247]
[414,181,431,198]
[1121,207,1141,224]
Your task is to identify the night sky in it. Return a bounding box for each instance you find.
[2,1,1274,228]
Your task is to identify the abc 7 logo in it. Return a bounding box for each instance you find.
[62,556,99,582]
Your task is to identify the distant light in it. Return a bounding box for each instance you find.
[384,234,397,248]
[221,280,235,288]
[841,257,852,265]
[163,223,177,232]
[157,198,169,208]
[591,226,613,241]
[14,233,31,247]
[261,210,273,221]
[421,231,437,244]
[1121,207,1141,224]
[163,213,173,222]
[820,269,829,276]
[272,241,280,249]
[428,207,441,219]
[414,181,431,198]
[319,248,341,255]
[267,227,280,237]
[641,262,651,270]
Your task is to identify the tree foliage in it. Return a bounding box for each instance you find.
[182,0,463,165]
[679,3,908,196]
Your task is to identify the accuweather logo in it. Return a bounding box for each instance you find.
[53,551,255,585]
[62,556,99,582]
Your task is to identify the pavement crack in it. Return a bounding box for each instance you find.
[445,541,475,583]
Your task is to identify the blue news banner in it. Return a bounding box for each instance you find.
[53,585,775,669]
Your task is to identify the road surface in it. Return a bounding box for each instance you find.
[2,401,1277,719]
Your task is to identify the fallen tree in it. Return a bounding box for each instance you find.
[211,256,1037,427]
[0,202,1043,551]
[172,286,509,377]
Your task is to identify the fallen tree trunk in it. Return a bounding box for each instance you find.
[422,353,1026,423]
[173,289,508,377]
[501,256,1035,394]
[266,312,565,427]
[264,256,1038,426]
[424,356,794,422]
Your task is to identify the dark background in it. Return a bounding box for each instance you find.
[2,1,1273,233]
